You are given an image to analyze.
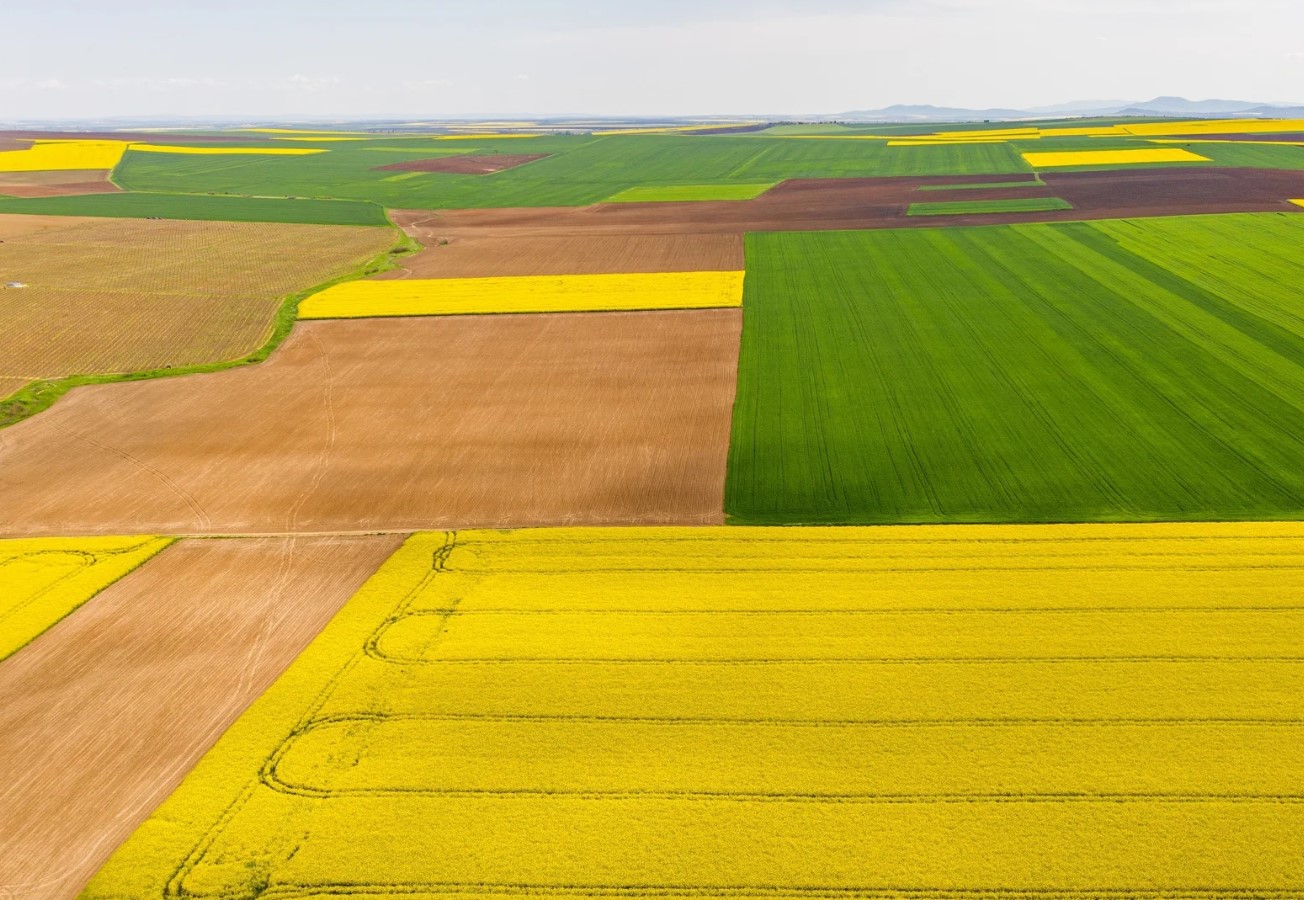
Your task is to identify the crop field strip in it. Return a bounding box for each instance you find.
[299,271,746,318]
[906,197,1073,216]
[0,312,742,535]
[729,212,1304,524]
[0,535,171,659]
[0,534,405,900]
[0,215,397,406]
[426,168,1304,240]
[85,524,1304,898]
[604,183,778,203]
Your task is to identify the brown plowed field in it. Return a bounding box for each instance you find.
[0,534,402,900]
[415,168,1304,238]
[377,153,549,175]
[0,310,741,535]
[0,216,396,398]
[0,139,32,152]
[0,169,119,198]
[382,211,742,277]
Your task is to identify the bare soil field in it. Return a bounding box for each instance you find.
[0,310,741,535]
[418,168,1304,237]
[0,169,119,198]
[0,213,102,240]
[0,140,32,153]
[377,153,550,175]
[0,216,396,395]
[0,534,403,900]
[383,211,742,277]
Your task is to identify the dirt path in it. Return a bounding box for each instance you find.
[0,534,403,900]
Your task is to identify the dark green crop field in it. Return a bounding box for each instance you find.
[0,191,389,226]
[728,213,1304,524]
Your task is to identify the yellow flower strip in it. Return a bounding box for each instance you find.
[0,535,174,659]
[299,271,746,319]
[1022,148,1211,168]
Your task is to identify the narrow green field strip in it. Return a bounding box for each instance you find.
[727,213,1304,524]
[0,191,389,226]
[605,182,777,203]
[916,179,1045,191]
[907,197,1072,216]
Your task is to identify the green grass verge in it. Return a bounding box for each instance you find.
[0,191,389,226]
[907,197,1072,216]
[728,212,1304,524]
[604,183,777,203]
[0,224,418,430]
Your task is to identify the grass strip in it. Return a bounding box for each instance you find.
[907,197,1072,216]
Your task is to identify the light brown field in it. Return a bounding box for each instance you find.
[0,533,403,900]
[0,213,102,240]
[0,216,396,397]
[383,211,742,277]
[0,169,118,198]
[0,310,741,535]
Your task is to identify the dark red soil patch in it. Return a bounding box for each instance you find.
[421,168,1304,237]
[377,154,550,175]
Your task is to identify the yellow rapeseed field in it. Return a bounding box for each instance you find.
[1291,199,1304,208]
[0,140,129,172]
[127,144,327,156]
[298,271,746,318]
[85,523,1304,898]
[1022,147,1211,168]
[0,535,172,659]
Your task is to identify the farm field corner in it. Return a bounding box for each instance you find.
[727,211,1304,524]
[86,523,1304,898]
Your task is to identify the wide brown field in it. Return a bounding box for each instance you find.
[0,216,396,398]
[0,169,119,198]
[383,211,742,277]
[0,310,741,535]
[0,534,403,900]
[416,167,1304,238]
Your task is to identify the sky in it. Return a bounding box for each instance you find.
[2,0,1302,120]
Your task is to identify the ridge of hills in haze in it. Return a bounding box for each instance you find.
[838,97,1304,122]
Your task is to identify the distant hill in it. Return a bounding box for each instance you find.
[837,96,1304,123]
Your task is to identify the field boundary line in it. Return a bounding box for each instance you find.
[0,218,419,430]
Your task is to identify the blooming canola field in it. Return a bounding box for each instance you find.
[299,271,746,318]
[85,525,1304,898]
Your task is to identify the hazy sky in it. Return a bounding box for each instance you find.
[2,0,1301,119]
